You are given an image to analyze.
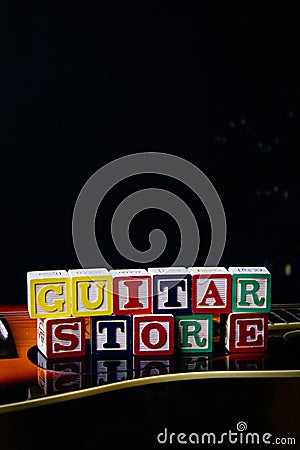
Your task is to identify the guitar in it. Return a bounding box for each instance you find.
[1,303,300,415]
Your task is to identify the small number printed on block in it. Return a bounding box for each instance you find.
[37,317,86,358]
[229,267,271,313]
[225,312,268,353]
[189,267,231,314]
[69,268,113,317]
[27,270,71,318]
[148,267,192,315]
[133,315,175,356]
[175,315,213,353]
[110,269,152,315]
[90,315,132,357]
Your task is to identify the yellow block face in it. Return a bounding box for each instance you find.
[70,274,113,317]
[28,274,71,318]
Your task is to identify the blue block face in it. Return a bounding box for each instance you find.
[90,316,132,357]
[152,274,192,315]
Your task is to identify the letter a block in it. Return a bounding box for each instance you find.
[69,268,113,317]
[90,315,132,357]
[228,267,271,313]
[133,315,174,356]
[27,270,71,318]
[189,267,231,314]
[37,317,86,358]
[225,313,268,353]
[110,269,152,315]
[175,315,213,353]
[148,267,192,315]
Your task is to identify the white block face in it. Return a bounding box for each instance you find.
[157,277,189,309]
[117,278,150,309]
[37,319,47,356]
[148,267,188,275]
[188,267,229,275]
[177,318,210,350]
[110,269,149,277]
[235,318,265,349]
[228,267,270,275]
[195,277,228,306]
[138,321,170,352]
[34,282,69,315]
[51,321,83,354]
[75,280,110,313]
[96,320,128,352]
[235,277,268,309]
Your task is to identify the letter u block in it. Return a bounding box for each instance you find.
[228,267,271,313]
[27,270,71,318]
[175,314,213,353]
[189,267,231,314]
[225,312,268,353]
[90,315,132,357]
[37,317,86,358]
[110,269,152,315]
[69,268,113,317]
[133,315,174,356]
[148,267,192,315]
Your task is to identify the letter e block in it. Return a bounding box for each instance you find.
[225,313,268,353]
[90,315,132,357]
[229,267,271,313]
[37,317,86,358]
[27,270,71,318]
[176,315,213,353]
[133,315,174,356]
[69,268,113,317]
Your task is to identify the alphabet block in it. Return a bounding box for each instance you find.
[133,315,175,356]
[69,268,113,317]
[90,315,132,357]
[225,312,268,353]
[133,356,174,377]
[148,267,192,315]
[189,267,231,314]
[27,270,71,318]
[228,267,271,313]
[37,317,86,358]
[175,314,213,353]
[110,269,152,315]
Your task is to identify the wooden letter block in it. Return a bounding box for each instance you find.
[189,267,231,314]
[37,317,86,358]
[69,268,113,317]
[110,269,152,315]
[225,312,268,353]
[176,314,213,353]
[27,270,71,318]
[133,315,174,356]
[148,267,192,315]
[228,267,271,313]
[90,315,132,357]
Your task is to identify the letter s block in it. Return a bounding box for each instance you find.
[176,315,213,353]
[228,267,271,313]
[37,317,86,358]
[133,315,174,356]
[225,313,268,353]
[69,268,113,317]
[27,270,71,318]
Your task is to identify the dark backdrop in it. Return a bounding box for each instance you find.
[2,3,300,306]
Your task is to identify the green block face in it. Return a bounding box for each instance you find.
[231,273,271,313]
[175,314,213,353]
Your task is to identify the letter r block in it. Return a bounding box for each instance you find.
[133,315,174,356]
[27,270,71,318]
[37,317,86,358]
[225,313,268,353]
[90,315,132,357]
[228,267,271,313]
[176,315,213,353]
[69,268,113,317]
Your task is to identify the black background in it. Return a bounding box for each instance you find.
[2,3,300,305]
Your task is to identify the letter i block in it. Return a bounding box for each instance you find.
[27,270,71,318]
[148,267,192,315]
[228,267,271,313]
[37,317,86,358]
[189,267,231,314]
[133,315,175,356]
[110,269,152,315]
[69,268,113,317]
[225,313,268,353]
[175,315,213,353]
[90,315,132,357]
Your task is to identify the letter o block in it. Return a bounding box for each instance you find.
[225,313,268,353]
[37,317,86,358]
[133,315,174,356]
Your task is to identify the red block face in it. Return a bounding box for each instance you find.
[191,272,232,315]
[133,315,174,356]
[225,313,268,353]
[113,276,152,315]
